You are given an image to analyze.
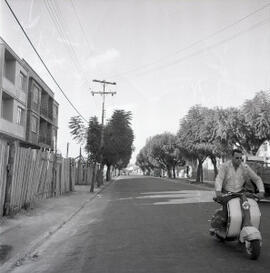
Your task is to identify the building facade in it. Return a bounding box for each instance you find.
[22,59,58,151]
[0,37,58,151]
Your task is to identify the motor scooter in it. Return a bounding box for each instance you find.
[209,192,262,260]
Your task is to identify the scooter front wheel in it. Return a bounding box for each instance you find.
[245,240,261,260]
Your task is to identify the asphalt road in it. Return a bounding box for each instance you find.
[11,176,270,273]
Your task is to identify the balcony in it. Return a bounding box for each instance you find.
[39,135,52,147]
[29,131,39,144]
[40,104,48,117]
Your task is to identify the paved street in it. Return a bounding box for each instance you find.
[9,176,270,273]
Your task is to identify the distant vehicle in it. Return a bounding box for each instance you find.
[244,155,270,194]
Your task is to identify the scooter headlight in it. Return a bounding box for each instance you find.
[242,201,250,210]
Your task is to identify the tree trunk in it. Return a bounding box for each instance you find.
[97,163,104,187]
[90,162,96,193]
[167,166,172,178]
[200,163,203,182]
[106,164,111,181]
[210,156,218,179]
[196,159,204,183]
[172,166,176,179]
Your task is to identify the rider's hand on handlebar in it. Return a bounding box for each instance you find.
[257,192,265,200]
[215,191,222,198]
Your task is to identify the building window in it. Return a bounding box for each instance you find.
[4,49,16,83]
[32,84,39,104]
[53,104,57,119]
[1,92,14,122]
[16,106,24,125]
[19,72,27,92]
[31,116,38,133]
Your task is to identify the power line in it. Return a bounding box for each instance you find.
[105,3,270,79]
[70,0,94,54]
[44,0,89,82]
[52,0,84,73]
[110,16,270,78]
[44,0,99,113]
[4,0,88,122]
[134,17,270,76]
[68,0,99,113]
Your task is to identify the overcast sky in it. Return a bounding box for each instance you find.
[1,0,270,163]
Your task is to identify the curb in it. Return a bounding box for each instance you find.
[1,179,114,273]
[157,176,215,190]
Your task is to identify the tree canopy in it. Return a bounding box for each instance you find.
[69,109,134,182]
[136,91,270,182]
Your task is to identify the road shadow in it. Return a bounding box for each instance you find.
[0,245,13,264]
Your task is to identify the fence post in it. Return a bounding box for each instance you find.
[4,142,16,216]
[51,153,57,197]
[69,158,75,191]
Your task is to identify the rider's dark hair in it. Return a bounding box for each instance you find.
[232,148,243,156]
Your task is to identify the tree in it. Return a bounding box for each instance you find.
[85,116,102,192]
[70,110,134,190]
[69,116,86,144]
[103,110,134,181]
[241,91,270,154]
[85,116,102,162]
[177,105,211,182]
[136,141,159,175]
[199,107,232,177]
[136,133,185,178]
[215,91,270,156]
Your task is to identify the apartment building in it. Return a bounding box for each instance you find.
[22,59,58,151]
[0,37,58,151]
[0,38,28,144]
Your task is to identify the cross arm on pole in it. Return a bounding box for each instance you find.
[91,91,117,96]
[93,79,116,85]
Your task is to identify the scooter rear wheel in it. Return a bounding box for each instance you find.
[245,239,261,260]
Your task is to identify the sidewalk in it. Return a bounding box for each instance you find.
[185,178,215,188]
[161,176,215,189]
[0,181,112,272]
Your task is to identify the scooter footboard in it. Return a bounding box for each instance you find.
[227,198,242,237]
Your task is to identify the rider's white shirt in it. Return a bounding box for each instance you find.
[215,161,265,193]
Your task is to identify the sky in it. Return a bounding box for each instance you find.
[1,0,270,164]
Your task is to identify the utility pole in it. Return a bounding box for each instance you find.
[91,79,116,186]
[66,142,69,158]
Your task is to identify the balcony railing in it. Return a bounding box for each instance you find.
[40,106,48,117]
[40,106,54,122]
[48,112,53,120]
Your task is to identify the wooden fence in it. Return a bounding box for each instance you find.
[0,141,9,216]
[0,141,96,217]
[75,160,98,185]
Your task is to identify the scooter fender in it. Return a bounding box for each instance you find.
[226,197,261,239]
[247,198,261,229]
[227,198,242,238]
[239,226,262,243]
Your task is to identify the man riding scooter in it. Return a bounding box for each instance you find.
[210,148,265,232]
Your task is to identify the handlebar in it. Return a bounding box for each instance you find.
[213,192,260,204]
